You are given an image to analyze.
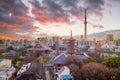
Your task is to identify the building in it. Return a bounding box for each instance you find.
[0,39,5,50]
[50,31,88,73]
[96,41,102,51]
[116,39,120,46]
[67,30,76,55]
[27,42,52,59]
[15,59,45,80]
[52,36,59,43]
[106,34,114,41]
[56,66,74,80]
[80,35,84,41]
[37,37,48,44]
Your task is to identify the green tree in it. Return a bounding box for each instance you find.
[102,56,120,68]
[116,52,120,56]
[84,57,97,63]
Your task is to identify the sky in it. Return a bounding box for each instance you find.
[0,0,120,40]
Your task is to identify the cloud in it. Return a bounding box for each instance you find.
[110,0,120,2]
[83,0,104,18]
[109,11,112,16]
[15,15,31,21]
[104,3,112,9]
[0,0,38,37]
[0,22,21,29]
[0,0,106,24]
[93,24,104,29]
[30,0,106,24]
[0,0,109,39]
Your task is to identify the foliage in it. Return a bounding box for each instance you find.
[80,63,120,80]
[16,60,23,69]
[116,52,120,56]
[0,49,5,54]
[0,53,22,61]
[68,64,81,80]
[84,57,97,63]
[80,63,109,80]
[64,55,83,80]
[64,55,83,68]
[104,67,120,80]
[87,53,103,63]
[0,45,5,50]
[102,56,120,68]
[43,56,51,63]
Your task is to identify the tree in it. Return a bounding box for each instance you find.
[68,64,80,80]
[84,57,97,63]
[64,55,83,80]
[102,56,120,68]
[64,55,83,69]
[109,67,120,80]
[116,52,120,56]
[80,63,109,80]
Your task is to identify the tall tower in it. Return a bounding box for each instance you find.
[84,8,87,41]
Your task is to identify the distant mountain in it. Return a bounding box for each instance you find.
[89,29,120,39]
[33,29,120,40]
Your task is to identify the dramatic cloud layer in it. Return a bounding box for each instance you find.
[0,0,113,39]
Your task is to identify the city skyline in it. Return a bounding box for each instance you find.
[0,0,120,40]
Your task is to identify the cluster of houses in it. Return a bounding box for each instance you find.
[0,33,120,80]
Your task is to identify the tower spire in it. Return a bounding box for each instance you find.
[84,8,87,41]
[70,30,72,38]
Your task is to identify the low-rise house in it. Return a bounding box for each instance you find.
[56,66,74,80]
[15,58,45,80]
[27,42,52,58]
[0,59,16,80]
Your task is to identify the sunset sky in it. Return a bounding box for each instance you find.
[0,0,120,40]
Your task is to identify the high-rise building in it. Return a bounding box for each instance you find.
[80,35,84,41]
[52,36,59,42]
[116,39,120,46]
[96,41,102,51]
[106,34,113,41]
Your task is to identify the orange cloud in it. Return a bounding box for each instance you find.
[32,7,70,25]
[56,16,70,24]
[0,33,33,40]
[34,12,70,25]
[15,15,31,21]
[104,3,112,9]
[0,22,21,29]
[95,11,103,19]
[0,33,22,40]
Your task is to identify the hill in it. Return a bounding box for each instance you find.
[89,29,120,39]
